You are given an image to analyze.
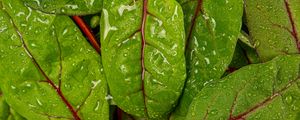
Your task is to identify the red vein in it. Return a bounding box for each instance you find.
[72,16,101,54]
[284,0,300,52]
[229,77,299,120]
[9,16,81,119]
[141,0,149,117]
[117,107,123,120]
[185,0,203,50]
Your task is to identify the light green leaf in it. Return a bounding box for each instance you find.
[100,0,186,119]
[171,0,243,119]
[238,31,255,48]
[186,55,300,120]
[22,0,102,15]
[245,0,300,61]
[0,0,109,119]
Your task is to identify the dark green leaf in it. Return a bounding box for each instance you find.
[245,0,300,61]
[100,0,186,119]
[0,0,108,119]
[171,0,243,119]
[186,55,300,119]
[0,89,10,120]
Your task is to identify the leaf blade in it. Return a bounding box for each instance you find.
[186,55,300,120]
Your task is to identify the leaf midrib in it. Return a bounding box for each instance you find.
[229,77,300,119]
[4,11,81,120]
[283,0,300,52]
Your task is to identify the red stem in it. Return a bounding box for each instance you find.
[72,16,101,54]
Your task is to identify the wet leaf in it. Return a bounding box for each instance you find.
[186,55,300,120]
[100,0,186,119]
[245,0,300,61]
[170,0,243,119]
[0,0,108,119]
[22,0,102,15]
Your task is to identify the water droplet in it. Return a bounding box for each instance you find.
[103,9,118,40]
[212,50,216,55]
[63,28,68,35]
[11,85,16,89]
[28,104,36,108]
[65,4,78,9]
[120,65,127,73]
[118,3,136,16]
[36,98,42,106]
[284,95,293,105]
[171,5,178,21]
[105,94,113,100]
[31,43,36,47]
[204,57,210,65]
[94,100,100,111]
[210,109,218,115]
[158,29,166,38]
[26,7,32,21]
[91,80,101,89]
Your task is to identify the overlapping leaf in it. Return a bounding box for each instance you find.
[0,89,9,120]
[171,0,243,119]
[0,0,108,119]
[0,100,25,120]
[186,55,300,120]
[22,0,102,15]
[245,0,300,61]
[100,0,186,119]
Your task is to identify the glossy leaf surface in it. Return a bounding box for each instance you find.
[186,55,300,120]
[171,0,243,119]
[100,0,186,119]
[245,0,300,61]
[22,0,102,15]
[0,0,108,119]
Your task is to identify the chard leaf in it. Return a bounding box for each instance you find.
[100,0,186,119]
[22,0,102,15]
[186,55,300,120]
[0,88,25,120]
[0,0,108,119]
[245,0,300,61]
[171,0,243,119]
[0,89,9,120]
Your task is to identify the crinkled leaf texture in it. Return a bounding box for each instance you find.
[22,0,102,15]
[171,0,243,119]
[186,55,300,120]
[245,0,300,61]
[100,0,186,119]
[0,0,108,119]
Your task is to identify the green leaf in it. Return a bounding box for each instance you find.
[0,88,26,120]
[186,55,300,120]
[245,0,300,61]
[22,0,102,15]
[226,42,251,72]
[100,0,186,119]
[0,0,109,119]
[7,109,26,120]
[0,89,10,120]
[238,31,255,48]
[170,0,243,119]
